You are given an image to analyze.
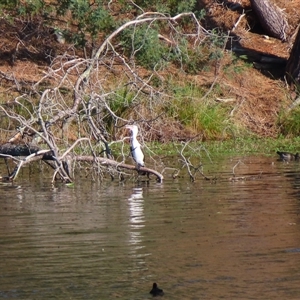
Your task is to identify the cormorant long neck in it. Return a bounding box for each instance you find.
[130,129,138,143]
[125,124,144,168]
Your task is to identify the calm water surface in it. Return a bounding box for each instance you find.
[1,156,300,299]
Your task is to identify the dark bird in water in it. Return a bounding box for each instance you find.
[277,151,299,161]
[150,282,164,297]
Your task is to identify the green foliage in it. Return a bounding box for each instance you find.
[103,88,135,129]
[171,38,209,74]
[148,135,300,157]
[0,0,245,143]
[0,0,114,46]
[0,0,50,17]
[278,107,300,136]
[222,52,253,78]
[165,83,234,139]
[133,0,197,15]
[68,31,86,48]
[169,29,228,74]
[0,0,18,10]
[18,0,45,16]
[149,75,163,88]
[209,29,226,47]
[110,88,135,113]
[120,24,169,69]
[88,5,114,37]
[57,0,114,42]
[196,105,229,137]
[13,97,35,121]
[0,0,215,66]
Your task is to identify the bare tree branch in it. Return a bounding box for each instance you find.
[0,12,211,183]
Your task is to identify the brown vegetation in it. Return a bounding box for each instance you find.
[1,1,299,142]
[0,0,300,182]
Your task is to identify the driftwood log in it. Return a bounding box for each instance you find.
[0,143,164,183]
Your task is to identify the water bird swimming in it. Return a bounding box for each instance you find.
[276,151,299,161]
[150,282,164,297]
[125,124,145,169]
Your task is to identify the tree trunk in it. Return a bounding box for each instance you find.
[250,0,290,41]
[286,27,300,86]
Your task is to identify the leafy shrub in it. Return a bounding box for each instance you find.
[171,38,209,74]
[0,0,52,17]
[133,0,197,15]
[119,24,169,69]
[0,0,114,46]
[57,0,114,42]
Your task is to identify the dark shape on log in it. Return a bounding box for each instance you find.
[105,142,112,158]
[99,141,113,159]
[0,144,164,183]
[276,151,299,161]
[0,143,54,160]
[0,143,40,157]
[150,283,164,297]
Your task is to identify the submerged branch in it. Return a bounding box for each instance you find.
[74,155,164,182]
[0,143,163,183]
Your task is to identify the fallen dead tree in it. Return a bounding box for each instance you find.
[0,142,164,183]
[0,12,209,184]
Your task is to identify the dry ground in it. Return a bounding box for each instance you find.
[195,0,300,138]
[0,0,300,140]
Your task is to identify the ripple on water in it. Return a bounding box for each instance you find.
[1,156,300,299]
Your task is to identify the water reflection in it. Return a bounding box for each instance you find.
[2,156,300,298]
[128,187,144,225]
[127,187,145,250]
[128,187,145,244]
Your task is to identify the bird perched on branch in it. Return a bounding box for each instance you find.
[276,151,299,162]
[125,124,145,169]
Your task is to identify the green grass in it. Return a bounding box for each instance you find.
[147,136,300,157]
[163,81,237,139]
[277,107,300,136]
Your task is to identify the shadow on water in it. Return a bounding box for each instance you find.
[1,156,300,299]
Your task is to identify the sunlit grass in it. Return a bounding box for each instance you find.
[147,136,300,157]
[277,107,300,136]
[163,81,237,139]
